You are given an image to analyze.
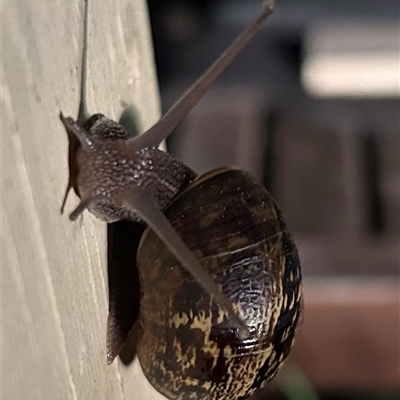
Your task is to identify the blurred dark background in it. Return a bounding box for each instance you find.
[147,1,399,399]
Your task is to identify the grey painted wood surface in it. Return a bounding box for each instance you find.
[2,0,166,398]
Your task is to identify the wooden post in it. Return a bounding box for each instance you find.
[2,0,166,398]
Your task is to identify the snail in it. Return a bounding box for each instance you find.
[60,1,303,399]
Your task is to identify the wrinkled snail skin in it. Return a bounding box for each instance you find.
[136,168,303,400]
[75,114,198,223]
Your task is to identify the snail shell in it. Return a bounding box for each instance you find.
[136,167,303,400]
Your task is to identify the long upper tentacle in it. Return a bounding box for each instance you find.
[77,0,90,124]
[131,1,275,149]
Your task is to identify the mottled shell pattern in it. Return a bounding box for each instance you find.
[137,168,303,400]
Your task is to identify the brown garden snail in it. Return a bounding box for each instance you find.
[60,1,303,399]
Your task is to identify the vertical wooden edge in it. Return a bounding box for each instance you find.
[2,0,165,398]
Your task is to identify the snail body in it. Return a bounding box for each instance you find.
[60,1,303,399]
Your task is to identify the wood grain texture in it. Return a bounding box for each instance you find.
[2,0,166,399]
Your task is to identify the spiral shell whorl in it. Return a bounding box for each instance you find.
[137,168,302,400]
